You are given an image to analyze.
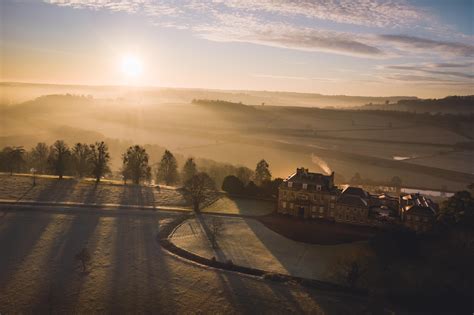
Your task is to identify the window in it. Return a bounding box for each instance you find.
[290,203,294,209]
[288,181,293,188]
[319,206,324,213]
[316,185,321,191]
[302,183,307,190]
[330,203,335,209]
[282,202,287,209]
[331,195,336,200]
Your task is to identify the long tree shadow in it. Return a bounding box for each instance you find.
[106,213,176,313]
[0,212,53,291]
[118,184,155,207]
[35,178,78,203]
[31,212,101,313]
[195,213,228,262]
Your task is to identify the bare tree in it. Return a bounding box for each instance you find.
[1,146,25,175]
[184,172,216,212]
[89,141,110,183]
[75,248,91,272]
[71,143,91,178]
[30,142,49,174]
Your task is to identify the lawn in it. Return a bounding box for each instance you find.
[202,196,275,216]
[0,174,190,208]
[171,215,372,283]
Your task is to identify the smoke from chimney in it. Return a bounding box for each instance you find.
[311,154,332,175]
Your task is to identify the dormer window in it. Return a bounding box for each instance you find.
[302,183,308,190]
[288,181,293,188]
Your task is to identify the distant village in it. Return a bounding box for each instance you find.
[278,168,438,233]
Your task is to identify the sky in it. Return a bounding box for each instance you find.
[1,0,473,97]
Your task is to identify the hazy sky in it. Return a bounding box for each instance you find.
[1,0,473,97]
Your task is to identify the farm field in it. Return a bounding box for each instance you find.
[171,215,371,283]
[2,95,473,191]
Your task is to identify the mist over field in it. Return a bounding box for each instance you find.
[2,83,473,192]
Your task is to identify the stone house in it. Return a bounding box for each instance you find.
[400,193,438,233]
[334,186,371,225]
[277,168,339,219]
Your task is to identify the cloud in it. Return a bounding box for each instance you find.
[383,74,472,85]
[215,0,428,28]
[45,0,472,59]
[195,14,384,57]
[379,34,474,57]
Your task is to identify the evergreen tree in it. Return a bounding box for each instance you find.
[254,159,271,185]
[181,157,197,184]
[156,150,179,185]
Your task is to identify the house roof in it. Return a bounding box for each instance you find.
[282,168,335,191]
[341,186,369,199]
[338,195,368,208]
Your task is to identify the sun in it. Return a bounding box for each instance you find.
[120,54,143,78]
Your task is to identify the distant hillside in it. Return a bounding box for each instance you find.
[1,82,416,108]
[359,95,474,114]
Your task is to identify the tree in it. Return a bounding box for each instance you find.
[89,141,110,183]
[438,190,474,229]
[261,178,284,198]
[75,248,91,272]
[244,181,260,197]
[184,172,216,212]
[329,255,369,289]
[30,142,49,174]
[122,145,151,185]
[49,140,70,179]
[254,159,271,185]
[1,146,25,175]
[236,166,253,185]
[181,157,197,183]
[222,175,244,195]
[71,143,91,178]
[156,150,179,186]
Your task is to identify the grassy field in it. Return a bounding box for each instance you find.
[0,210,368,313]
[0,174,189,208]
[171,215,371,283]
[202,196,275,216]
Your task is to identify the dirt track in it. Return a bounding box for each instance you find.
[0,209,367,314]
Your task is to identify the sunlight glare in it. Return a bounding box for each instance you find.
[120,54,143,78]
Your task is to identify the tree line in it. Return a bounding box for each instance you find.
[0,140,281,200]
